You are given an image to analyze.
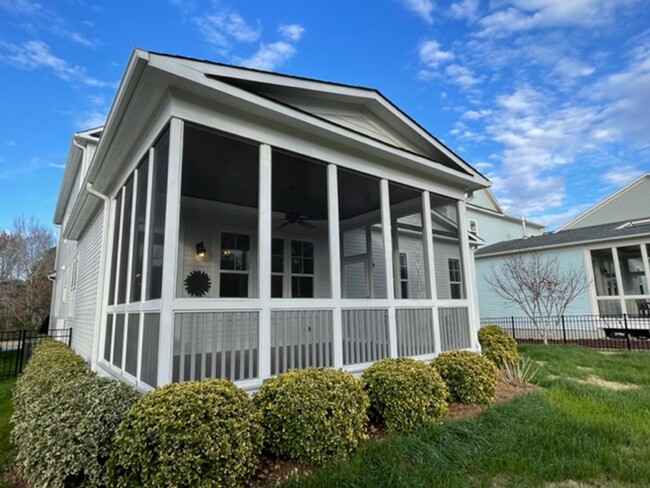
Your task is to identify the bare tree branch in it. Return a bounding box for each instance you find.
[486,253,589,344]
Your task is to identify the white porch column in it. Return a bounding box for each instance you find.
[422,191,442,353]
[157,118,183,386]
[611,246,626,314]
[327,164,343,368]
[457,199,480,349]
[380,179,398,357]
[258,144,272,380]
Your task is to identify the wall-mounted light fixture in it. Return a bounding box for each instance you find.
[196,242,207,259]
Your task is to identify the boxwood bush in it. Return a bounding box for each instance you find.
[107,379,262,488]
[254,368,369,464]
[12,340,139,488]
[478,324,519,367]
[431,350,498,405]
[362,358,449,432]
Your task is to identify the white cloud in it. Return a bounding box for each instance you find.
[401,0,434,23]
[194,10,261,48]
[419,40,454,68]
[478,0,636,37]
[48,162,66,169]
[462,109,492,120]
[0,40,110,87]
[445,63,480,87]
[279,24,305,41]
[601,165,643,186]
[240,42,296,71]
[449,0,479,21]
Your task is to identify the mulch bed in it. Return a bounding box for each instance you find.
[251,378,535,487]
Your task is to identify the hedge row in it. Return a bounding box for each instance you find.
[12,341,139,488]
[13,341,505,487]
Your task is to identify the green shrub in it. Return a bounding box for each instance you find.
[254,368,369,464]
[12,340,139,488]
[107,379,262,488]
[479,324,519,367]
[431,350,498,405]
[362,358,449,432]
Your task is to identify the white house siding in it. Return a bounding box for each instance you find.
[50,235,77,328]
[475,246,592,318]
[68,209,104,361]
[565,177,650,230]
[466,209,537,245]
[433,239,462,300]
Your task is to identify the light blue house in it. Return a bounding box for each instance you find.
[475,173,650,320]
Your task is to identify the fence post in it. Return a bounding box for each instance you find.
[14,329,26,377]
[561,315,567,344]
[510,316,516,341]
[623,313,631,351]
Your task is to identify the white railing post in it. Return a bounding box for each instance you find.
[258,144,272,380]
[328,164,344,368]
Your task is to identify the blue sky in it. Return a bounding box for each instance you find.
[0,0,648,231]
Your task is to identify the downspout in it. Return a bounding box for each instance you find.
[86,181,111,372]
[521,216,527,238]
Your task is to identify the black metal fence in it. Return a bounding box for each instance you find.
[480,315,650,351]
[0,329,73,380]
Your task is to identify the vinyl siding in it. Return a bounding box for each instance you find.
[475,246,591,318]
[69,209,104,361]
[564,177,650,229]
[433,238,462,300]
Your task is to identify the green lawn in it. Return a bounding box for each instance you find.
[0,380,14,488]
[280,345,650,487]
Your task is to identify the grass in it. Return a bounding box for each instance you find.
[0,380,14,488]
[279,345,650,487]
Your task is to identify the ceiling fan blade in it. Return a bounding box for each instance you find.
[299,220,315,229]
[276,221,290,230]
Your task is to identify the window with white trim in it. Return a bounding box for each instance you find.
[399,252,409,299]
[219,232,250,297]
[271,237,284,298]
[468,219,478,235]
[291,240,314,298]
[448,258,463,299]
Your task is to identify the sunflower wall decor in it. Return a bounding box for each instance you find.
[184,270,212,297]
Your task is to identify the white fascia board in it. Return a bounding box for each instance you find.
[86,49,150,185]
[152,52,489,187]
[149,55,490,192]
[558,173,650,231]
[53,140,82,225]
[475,232,650,258]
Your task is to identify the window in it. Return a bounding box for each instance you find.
[220,232,250,297]
[291,240,314,298]
[130,157,149,302]
[399,253,409,299]
[449,258,463,299]
[271,238,284,298]
[468,219,478,235]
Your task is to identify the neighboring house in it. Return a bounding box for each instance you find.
[50,49,490,391]
[466,189,544,245]
[475,173,650,319]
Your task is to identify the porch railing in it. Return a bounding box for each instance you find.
[341,308,390,365]
[440,307,472,350]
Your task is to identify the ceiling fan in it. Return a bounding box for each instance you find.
[276,212,315,230]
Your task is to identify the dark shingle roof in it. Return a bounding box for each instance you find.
[476,219,650,257]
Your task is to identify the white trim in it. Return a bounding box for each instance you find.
[125,171,138,303]
[422,191,442,353]
[328,164,343,368]
[380,179,398,357]
[611,247,625,313]
[457,200,479,348]
[157,118,183,386]
[258,143,272,381]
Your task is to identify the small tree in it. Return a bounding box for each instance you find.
[486,253,588,344]
[0,216,55,329]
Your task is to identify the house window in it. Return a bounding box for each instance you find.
[449,258,463,299]
[291,240,314,298]
[468,219,478,235]
[271,237,284,298]
[399,253,409,299]
[220,232,250,297]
